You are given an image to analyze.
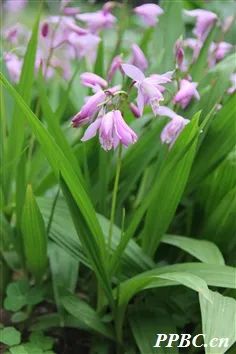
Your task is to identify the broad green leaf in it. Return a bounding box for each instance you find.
[0,73,112,304]
[190,26,216,81]
[29,332,53,351]
[190,93,236,187]
[115,268,213,342]
[129,308,179,354]
[21,185,48,280]
[0,327,21,346]
[61,295,115,340]
[162,234,225,265]
[5,13,40,202]
[200,291,236,354]
[155,0,184,72]
[142,114,200,256]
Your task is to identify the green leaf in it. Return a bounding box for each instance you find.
[0,73,112,304]
[9,346,29,354]
[5,12,40,202]
[94,40,104,77]
[61,295,115,340]
[129,308,179,354]
[190,93,236,187]
[154,0,184,71]
[21,185,48,280]
[29,332,53,351]
[4,279,29,312]
[162,234,225,265]
[11,312,29,323]
[200,291,236,354]
[142,114,200,256]
[190,26,216,81]
[0,327,21,346]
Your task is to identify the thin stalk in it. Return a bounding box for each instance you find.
[108,144,122,253]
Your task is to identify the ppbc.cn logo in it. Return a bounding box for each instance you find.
[154,334,230,349]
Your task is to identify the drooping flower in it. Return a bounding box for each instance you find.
[134,3,164,27]
[174,39,187,72]
[122,63,172,116]
[208,41,232,67]
[2,23,30,45]
[4,0,27,12]
[156,106,189,146]
[130,43,148,71]
[67,32,101,64]
[4,52,23,83]
[107,55,123,82]
[81,110,137,151]
[72,90,106,127]
[173,79,200,109]
[76,9,116,32]
[184,9,217,41]
[228,73,236,94]
[80,72,108,92]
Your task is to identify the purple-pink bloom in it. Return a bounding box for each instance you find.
[122,63,172,116]
[72,90,106,127]
[208,41,232,67]
[76,10,116,32]
[173,79,200,109]
[107,55,123,82]
[80,72,108,92]
[41,22,49,38]
[67,32,101,63]
[134,3,164,27]
[2,23,30,45]
[81,110,137,150]
[174,39,187,72]
[156,106,189,146]
[130,44,148,71]
[63,7,80,16]
[4,0,27,12]
[4,52,22,83]
[228,73,236,94]
[184,9,217,41]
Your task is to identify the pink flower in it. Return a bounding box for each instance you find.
[130,44,148,71]
[67,32,101,63]
[208,41,232,67]
[173,79,200,109]
[107,55,123,82]
[81,110,137,151]
[2,23,30,45]
[122,63,172,116]
[63,7,80,16]
[134,3,164,27]
[72,90,106,127]
[80,72,108,92]
[184,38,202,62]
[184,9,217,41]
[156,106,189,146]
[41,22,49,38]
[4,0,27,12]
[228,73,236,94]
[174,39,187,72]
[76,10,116,32]
[4,52,23,83]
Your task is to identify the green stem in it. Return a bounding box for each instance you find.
[108,144,122,253]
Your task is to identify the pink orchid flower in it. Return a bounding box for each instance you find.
[130,103,141,118]
[173,79,200,109]
[184,38,202,62]
[107,55,123,82]
[122,63,172,116]
[80,72,108,92]
[184,9,217,41]
[81,110,137,151]
[4,0,27,12]
[63,7,80,16]
[76,10,116,33]
[134,3,164,27]
[130,43,148,71]
[208,41,232,67]
[4,52,23,83]
[156,106,189,146]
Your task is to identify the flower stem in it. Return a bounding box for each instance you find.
[108,144,122,254]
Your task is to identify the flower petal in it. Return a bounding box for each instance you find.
[121,63,145,82]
